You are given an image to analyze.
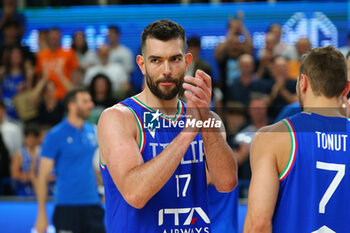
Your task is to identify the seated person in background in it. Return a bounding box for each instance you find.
[107,25,134,77]
[1,46,35,121]
[256,32,277,80]
[71,30,98,83]
[0,20,35,67]
[215,11,253,104]
[225,101,248,145]
[37,30,48,54]
[35,28,79,100]
[227,53,265,107]
[268,23,295,58]
[11,124,41,196]
[286,37,312,79]
[87,73,116,124]
[182,36,212,100]
[265,56,297,119]
[35,80,65,127]
[84,44,129,99]
[234,93,271,198]
[0,0,26,43]
[186,36,212,77]
[0,100,22,158]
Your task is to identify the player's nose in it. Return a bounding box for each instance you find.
[163,60,171,76]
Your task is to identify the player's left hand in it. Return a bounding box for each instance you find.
[183,69,212,121]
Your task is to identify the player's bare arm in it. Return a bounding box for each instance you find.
[243,122,291,233]
[98,104,199,209]
[35,157,54,233]
[183,69,237,192]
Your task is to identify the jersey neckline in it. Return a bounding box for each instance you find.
[301,111,350,122]
[130,96,184,122]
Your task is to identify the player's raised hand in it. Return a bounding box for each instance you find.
[183,69,212,121]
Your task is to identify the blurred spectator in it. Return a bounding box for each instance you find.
[0,0,26,44]
[108,25,134,76]
[347,51,350,80]
[84,44,129,99]
[0,126,11,194]
[265,56,297,119]
[87,73,115,124]
[268,23,295,59]
[37,29,49,53]
[11,124,41,196]
[35,80,65,127]
[234,93,271,197]
[35,87,105,233]
[182,36,213,100]
[35,28,79,100]
[257,32,278,61]
[215,11,253,104]
[339,33,350,57]
[0,99,23,194]
[256,32,277,79]
[274,101,301,122]
[186,36,212,77]
[224,101,247,146]
[287,37,312,79]
[226,53,264,106]
[0,46,35,121]
[0,20,35,67]
[0,100,23,158]
[71,30,98,73]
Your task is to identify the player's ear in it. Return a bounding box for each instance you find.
[136,55,146,75]
[185,53,193,73]
[299,73,308,93]
[341,81,350,97]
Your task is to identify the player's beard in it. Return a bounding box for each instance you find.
[145,70,184,100]
[76,106,91,120]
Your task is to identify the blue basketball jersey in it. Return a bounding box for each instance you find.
[273,112,350,233]
[100,96,211,233]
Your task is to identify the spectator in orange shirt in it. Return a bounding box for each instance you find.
[35,28,79,100]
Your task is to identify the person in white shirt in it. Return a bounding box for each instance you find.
[107,25,134,76]
[0,100,22,157]
[84,44,129,99]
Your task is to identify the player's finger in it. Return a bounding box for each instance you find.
[184,90,206,107]
[184,75,206,89]
[195,69,212,89]
[182,82,209,103]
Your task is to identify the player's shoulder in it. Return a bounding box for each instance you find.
[98,103,137,129]
[253,120,290,147]
[258,120,289,133]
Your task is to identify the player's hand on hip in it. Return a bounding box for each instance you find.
[183,69,212,121]
[35,212,48,233]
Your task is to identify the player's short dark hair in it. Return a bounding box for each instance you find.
[49,27,61,33]
[187,36,201,48]
[108,25,120,34]
[346,50,350,60]
[24,124,40,137]
[141,19,186,54]
[62,87,89,111]
[299,46,347,98]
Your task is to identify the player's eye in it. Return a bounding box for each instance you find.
[151,58,159,63]
[172,56,181,62]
